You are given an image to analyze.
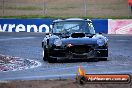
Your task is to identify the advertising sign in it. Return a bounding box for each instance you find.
[0,19,53,32]
[0,19,108,33]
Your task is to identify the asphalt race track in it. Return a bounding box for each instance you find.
[0,33,132,80]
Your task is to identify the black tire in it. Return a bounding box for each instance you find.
[48,57,57,63]
[89,58,98,62]
[43,49,48,61]
[99,58,107,61]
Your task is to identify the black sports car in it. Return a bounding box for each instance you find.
[42,18,108,63]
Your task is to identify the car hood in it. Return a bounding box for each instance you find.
[61,37,97,45]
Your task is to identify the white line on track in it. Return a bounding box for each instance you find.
[0,37,36,41]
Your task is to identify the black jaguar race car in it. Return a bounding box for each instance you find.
[42,18,108,63]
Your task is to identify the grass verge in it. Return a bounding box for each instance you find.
[0,6,42,10]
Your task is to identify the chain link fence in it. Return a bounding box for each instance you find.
[0,0,129,17]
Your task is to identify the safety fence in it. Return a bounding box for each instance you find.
[0,0,129,18]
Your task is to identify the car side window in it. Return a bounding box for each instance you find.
[53,23,63,33]
[87,22,95,34]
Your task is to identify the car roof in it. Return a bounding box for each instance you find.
[53,18,92,23]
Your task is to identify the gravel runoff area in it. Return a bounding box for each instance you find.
[0,54,41,72]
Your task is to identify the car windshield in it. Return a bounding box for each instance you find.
[52,21,95,34]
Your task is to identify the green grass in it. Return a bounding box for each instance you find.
[0,15,132,19]
[0,6,42,10]
[49,6,77,10]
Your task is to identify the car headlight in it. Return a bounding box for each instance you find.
[97,38,105,46]
[54,39,62,46]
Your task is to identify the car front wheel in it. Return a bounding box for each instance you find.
[43,49,48,61]
[48,57,57,63]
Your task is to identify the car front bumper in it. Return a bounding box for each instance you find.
[48,45,108,60]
